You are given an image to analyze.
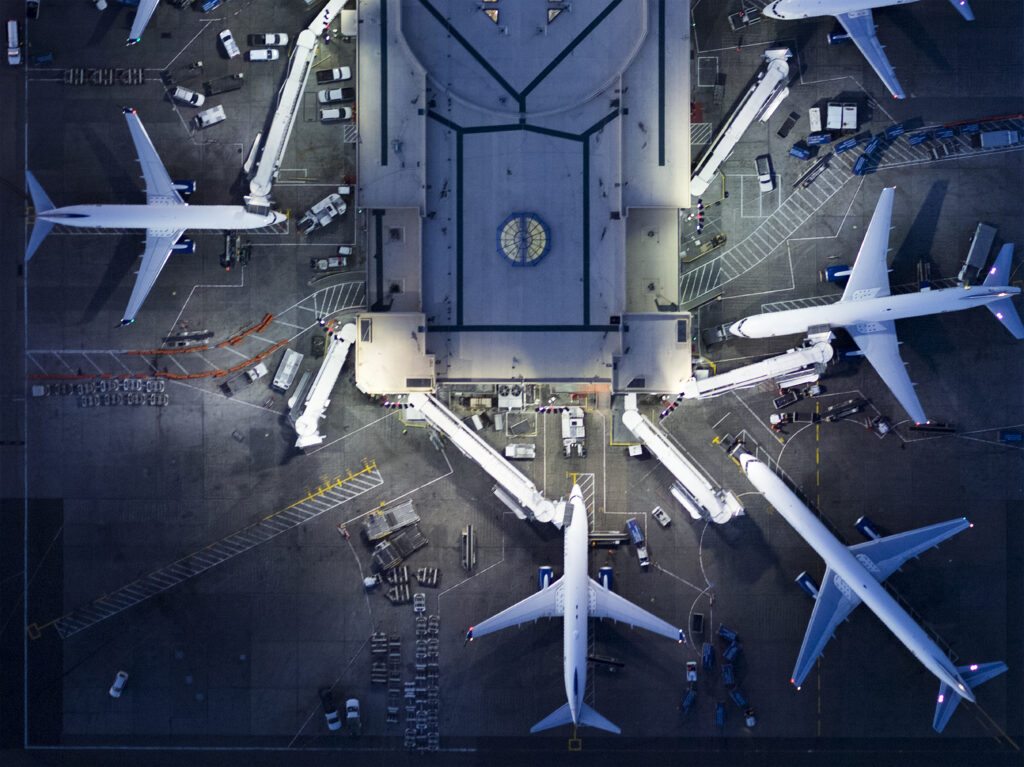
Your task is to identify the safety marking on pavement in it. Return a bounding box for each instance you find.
[27,460,381,641]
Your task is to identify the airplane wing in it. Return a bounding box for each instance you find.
[847,518,970,583]
[836,10,906,100]
[123,109,184,205]
[841,186,894,301]
[468,581,564,640]
[588,580,683,643]
[845,318,927,424]
[128,0,161,44]
[121,229,184,325]
[791,567,862,688]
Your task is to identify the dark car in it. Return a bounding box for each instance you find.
[318,687,342,731]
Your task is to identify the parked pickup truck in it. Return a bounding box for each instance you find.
[298,186,350,235]
[315,66,352,84]
[318,87,355,103]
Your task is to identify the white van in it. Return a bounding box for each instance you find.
[171,85,205,107]
[194,104,226,129]
[7,20,22,66]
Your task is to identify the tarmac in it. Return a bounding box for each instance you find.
[0,0,1022,765]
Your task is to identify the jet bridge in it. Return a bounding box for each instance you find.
[683,334,833,399]
[690,48,791,197]
[622,395,743,524]
[245,0,348,212]
[293,322,356,449]
[408,393,559,525]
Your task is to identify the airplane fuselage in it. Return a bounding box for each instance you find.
[730,284,1020,339]
[37,204,285,231]
[562,488,590,728]
[764,0,915,19]
[740,454,974,702]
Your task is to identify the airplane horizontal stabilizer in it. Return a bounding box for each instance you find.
[529,702,574,734]
[529,702,620,734]
[947,0,974,22]
[578,702,621,734]
[25,172,56,261]
[984,299,1024,340]
[933,661,1007,732]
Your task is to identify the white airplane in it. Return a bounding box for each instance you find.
[26,108,286,326]
[735,448,1006,732]
[762,0,974,99]
[466,484,684,734]
[729,187,1023,424]
[127,0,160,46]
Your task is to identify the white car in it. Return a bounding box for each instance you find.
[248,48,279,61]
[218,29,240,58]
[109,670,129,698]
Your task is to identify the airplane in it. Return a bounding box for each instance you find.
[26,108,286,326]
[734,447,1006,732]
[466,484,684,734]
[127,0,160,46]
[762,0,974,99]
[728,186,1023,424]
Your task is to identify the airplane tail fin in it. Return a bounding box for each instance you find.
[25,172,56,261]
[933,661,1007,733]
[529,702,620,735]
[981,244,1024,339]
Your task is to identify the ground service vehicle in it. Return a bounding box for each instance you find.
[346,699,361,736]
[204,73,245,95]
[109,670,129,698]
[318,688,341,731]
[248,49,279,61]
[755,154,774,192]
[320,106,354,123]
[298,190,347,233]
[979,130,1020,149]
[171,86,205,107]
[315,66,352,84]
[8,20,22,65]
[318,87,356,103]
[272,349,304,392]
[625,518,650,568]
[218,29,240,58]
[651,506,671,527]
[250,33,288,46]
[194,105,226,129]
